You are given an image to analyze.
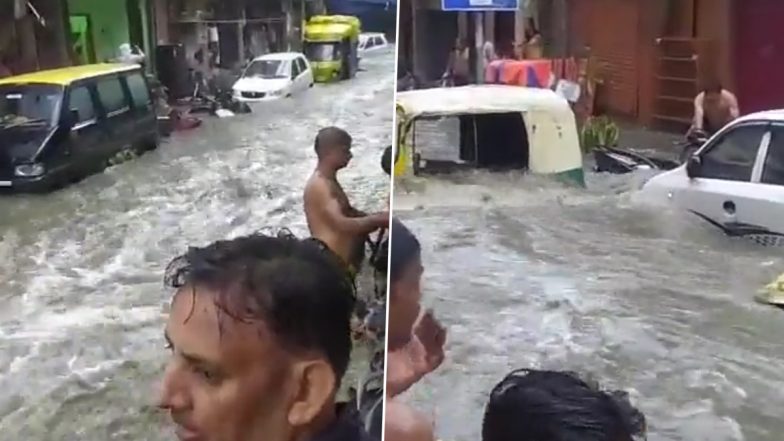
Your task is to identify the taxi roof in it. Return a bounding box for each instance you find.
[0,63,140,87]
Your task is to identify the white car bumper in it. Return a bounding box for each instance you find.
[233,90,285,102]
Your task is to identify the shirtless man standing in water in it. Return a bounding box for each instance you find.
[304,127,389,281]
[692,80,740,136]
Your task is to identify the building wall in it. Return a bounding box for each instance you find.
[695,0,732,91]
[154,0,170,44]
[68,0,131,62]
[575,0,641,117]
[732,0,784,114]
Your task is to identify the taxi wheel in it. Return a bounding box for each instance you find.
[134,137,159,154]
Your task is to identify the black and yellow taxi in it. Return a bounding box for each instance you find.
[0,63,158,192]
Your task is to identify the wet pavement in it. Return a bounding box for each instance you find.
[395,121,784,441]
[0,50,394,440]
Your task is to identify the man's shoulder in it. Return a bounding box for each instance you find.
[304,173,327,196]
[723,89,739,101]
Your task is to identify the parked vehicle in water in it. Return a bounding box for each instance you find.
[593,147,679,174]
[232,52,314,102]
[304,15,360,82]
[678,128,709,163]
[394,85,586,186]
[358,32,389,55]
[0,63,158,193]
[638,110,784,242]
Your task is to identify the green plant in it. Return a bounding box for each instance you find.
[580,115,620,153]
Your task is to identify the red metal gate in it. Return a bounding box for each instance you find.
[735,0,784,114]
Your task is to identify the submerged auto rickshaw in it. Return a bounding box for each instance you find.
[394,85,586,186]
[303,15,360,82]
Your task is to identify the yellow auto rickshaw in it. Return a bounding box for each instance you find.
[393,85,586,186]
[303,15,361,82]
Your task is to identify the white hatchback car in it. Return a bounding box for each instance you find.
[359,33,389,55]
[232,52,314,102]
[638,110,784,238]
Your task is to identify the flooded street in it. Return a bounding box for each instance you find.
[396,169,784,441]
[0,51,394,440]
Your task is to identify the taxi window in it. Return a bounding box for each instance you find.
[68,86,96,123]
[126,73,151,109]
[96,77,129,115]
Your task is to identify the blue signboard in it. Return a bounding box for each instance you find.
[441,0,519,11]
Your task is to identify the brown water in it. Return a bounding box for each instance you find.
[395,167,784,441]
[0,49,394,440]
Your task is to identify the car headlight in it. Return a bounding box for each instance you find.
[270,89,283,96]
[15,163,45,177]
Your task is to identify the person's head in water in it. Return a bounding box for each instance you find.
[385,219,423,347]
[381,145,393,176]
[315,127,353,171]
[158,232,355,441]
[482,369,646,441]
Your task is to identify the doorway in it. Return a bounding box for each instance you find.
[69,15,96,64]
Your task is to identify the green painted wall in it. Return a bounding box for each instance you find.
[68,0,152,65]
[68,0,131,62]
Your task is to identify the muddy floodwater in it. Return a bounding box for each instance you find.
[395,166,784,441]
[0,51,394,440]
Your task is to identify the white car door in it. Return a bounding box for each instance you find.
[740,123,784,238]
[296,58,309,91]
[674,122,769,234]
[289,60,301,95]
[300,57,314,87]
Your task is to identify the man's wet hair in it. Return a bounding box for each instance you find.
[164,231,356,380]
[315,126,352,157]
[373,218,420,285]
[703,77,723,95]
[381,145,393,176]
[482,369,646,441]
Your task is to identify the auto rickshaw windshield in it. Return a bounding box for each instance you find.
[305,42,341,62]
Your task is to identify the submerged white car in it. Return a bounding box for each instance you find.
[359,33,389,54]
[232,52,314,102]
[639,110,784,238]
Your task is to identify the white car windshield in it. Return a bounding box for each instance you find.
[244,59,289,79]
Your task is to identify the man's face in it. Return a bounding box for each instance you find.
[331,143,352,169]
[391,256,424,336]
[158,288,293,441]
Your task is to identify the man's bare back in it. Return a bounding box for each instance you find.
[305,171,382,271]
